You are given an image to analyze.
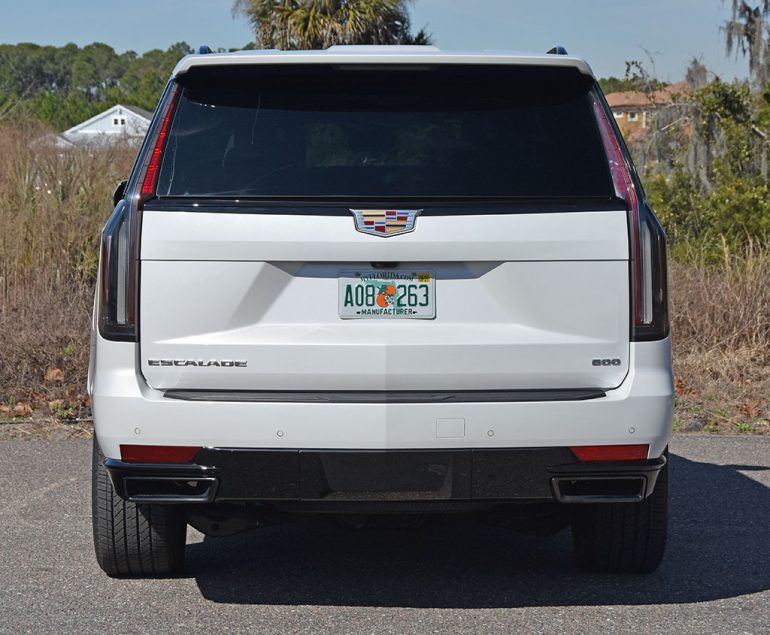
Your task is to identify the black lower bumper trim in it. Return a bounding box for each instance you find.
[163,388,607,404]
[104,448,666,507]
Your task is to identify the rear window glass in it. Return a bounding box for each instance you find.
[157,65,611,199]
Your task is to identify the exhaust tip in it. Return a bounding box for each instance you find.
[551,476,646,503]
[124,476,218,503]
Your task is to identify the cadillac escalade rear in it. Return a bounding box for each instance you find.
[89,46,673,577]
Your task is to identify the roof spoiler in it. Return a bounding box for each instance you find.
[547,46,568,55]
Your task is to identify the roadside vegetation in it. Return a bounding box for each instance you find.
[0,0,768,437]
[0,123,134,437]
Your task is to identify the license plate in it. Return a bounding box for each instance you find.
[338,270,435,319]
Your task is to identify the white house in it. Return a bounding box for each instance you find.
[53,104,153,147]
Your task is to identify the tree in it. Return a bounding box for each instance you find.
[232,0,432,50]
[723,1,770,86]
[627,49,770,253]
[0,41,192,128]
[119,42,192,111]
[599,60,669,96]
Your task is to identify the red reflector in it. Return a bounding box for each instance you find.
[120,445,201,464]
[570,444,649,462]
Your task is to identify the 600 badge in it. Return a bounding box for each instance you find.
[592,358,622,367]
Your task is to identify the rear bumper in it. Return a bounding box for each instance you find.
[105,448,666,506]
[91,335,673,459]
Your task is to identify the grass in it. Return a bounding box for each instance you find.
[0,122,134,431]
[669,248,770,435]
[0,121,768,436]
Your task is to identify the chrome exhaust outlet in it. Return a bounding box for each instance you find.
[551,475,647,504]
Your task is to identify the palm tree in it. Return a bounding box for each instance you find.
[232,0,432,50]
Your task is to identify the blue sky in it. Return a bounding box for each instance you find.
[0,0,750,81]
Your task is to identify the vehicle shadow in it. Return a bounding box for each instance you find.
[190,454,770,607]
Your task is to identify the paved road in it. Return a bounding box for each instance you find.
[1,436,768,634]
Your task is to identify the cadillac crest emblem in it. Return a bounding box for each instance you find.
[350,209,421,237]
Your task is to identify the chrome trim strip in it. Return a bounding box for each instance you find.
[163,389,607,404]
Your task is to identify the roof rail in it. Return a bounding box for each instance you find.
[197,45,213,55]
[547,46,568,55]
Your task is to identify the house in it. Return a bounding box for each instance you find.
[606,81,689,138]
[50,104,153,147]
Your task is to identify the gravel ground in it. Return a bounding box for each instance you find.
[0,435,768,634]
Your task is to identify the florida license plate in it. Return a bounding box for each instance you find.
[338,270,435,319]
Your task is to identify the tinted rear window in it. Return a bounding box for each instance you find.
[157,65,611,199]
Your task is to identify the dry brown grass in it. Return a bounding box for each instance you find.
[670,240,770,354]
[0,123,134,427]
[669,245,770,434]
[0,123,767,436]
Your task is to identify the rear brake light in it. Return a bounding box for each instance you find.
[592,96,644,324]
[570,444,649,462]
[97,84,180,342]
[140,87,179,202]
[120,445,202,464]
[592,92,669,341]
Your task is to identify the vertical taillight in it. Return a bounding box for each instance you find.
[97,84,180,342]
[98,200,134,340]
[140,90,178,203]
[592,92,669,341]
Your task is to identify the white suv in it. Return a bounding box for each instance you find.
[89,45,673,577]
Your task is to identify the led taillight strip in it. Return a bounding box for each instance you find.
[592,95,645,327]
[140,85,180,202]
[123,85,180,325]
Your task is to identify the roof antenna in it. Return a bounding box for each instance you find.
[547,46,568,55]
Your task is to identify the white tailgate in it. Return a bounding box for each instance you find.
[139,210,630,392]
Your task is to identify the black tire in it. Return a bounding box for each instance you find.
[571,453,669,573]
[91,439,187,577]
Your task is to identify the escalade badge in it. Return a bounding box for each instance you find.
[350,209,421,237]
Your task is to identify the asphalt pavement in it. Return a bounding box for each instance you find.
[0,435,768,634]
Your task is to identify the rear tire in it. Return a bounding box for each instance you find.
[570,453,668,573]
[91,439,187,577]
